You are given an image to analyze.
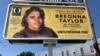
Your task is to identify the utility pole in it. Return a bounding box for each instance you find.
[85,0,100,55]
[92,22,100,56]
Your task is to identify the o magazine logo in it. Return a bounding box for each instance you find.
[12,7,21,16]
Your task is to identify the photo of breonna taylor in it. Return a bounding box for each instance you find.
[13,7,58,38]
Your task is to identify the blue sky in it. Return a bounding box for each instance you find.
[0,0,100,56]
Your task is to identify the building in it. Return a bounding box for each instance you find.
[35,38,100,56]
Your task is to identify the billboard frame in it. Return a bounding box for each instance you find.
[3,3,92,43]
[11,0,85,5]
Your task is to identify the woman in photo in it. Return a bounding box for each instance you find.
[13,7,58,38]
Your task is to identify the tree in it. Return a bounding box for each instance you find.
[17,51,35,56]
[0,54,2,56]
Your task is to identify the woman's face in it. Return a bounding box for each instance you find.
[26,11,43,31]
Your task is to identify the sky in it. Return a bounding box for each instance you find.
[0,0,100,56]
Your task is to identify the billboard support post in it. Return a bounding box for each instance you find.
[92,22,100,56]
[48,44,53,56]
[43,40,57,56]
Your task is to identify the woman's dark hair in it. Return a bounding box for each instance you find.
[21,7,45,27]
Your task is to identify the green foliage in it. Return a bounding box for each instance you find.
[0,54,2,56]
[17,51,35,56]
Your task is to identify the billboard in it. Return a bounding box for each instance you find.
[4,3,93,40]
[12,0,85,4]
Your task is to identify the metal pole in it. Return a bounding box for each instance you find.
[85,1,100,55]
[92,23,100,56]
[43,40,57,56]
[48,43,53,56]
